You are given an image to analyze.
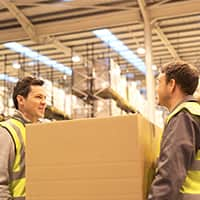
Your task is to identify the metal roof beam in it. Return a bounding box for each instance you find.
[0,0,199,44]
[136,0,180,59]
[14,0,130,8]
[0,0,38,42]
[0,0,76,57]
[153,23,179,59]
[0,9,140,43]
[149,0,171,8]
[150,0,200,21]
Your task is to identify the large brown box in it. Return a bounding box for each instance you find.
[26,114,161,200]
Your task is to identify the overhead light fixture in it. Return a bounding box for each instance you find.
[93,29,146,74]
[4,42,72,76]
[152,64,157,71]
[0,74,18,83]
[126,73,134,79]
[72,55,81,63]
[27,61,37,66]
[12,61,21,69]
[63,74,67,80]
[137,47,146,55]
[92,68,96,78]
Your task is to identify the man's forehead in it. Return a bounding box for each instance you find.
[157,72,165,80]
[30,85,46,93]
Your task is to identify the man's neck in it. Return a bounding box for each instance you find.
[16,110,36,123]
[23,113,38,123]
[168,94,188,112]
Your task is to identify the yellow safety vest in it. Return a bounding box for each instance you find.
[166,102,200,199]
[0,118,26,199]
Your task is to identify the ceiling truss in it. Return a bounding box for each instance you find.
[0,0,199,82]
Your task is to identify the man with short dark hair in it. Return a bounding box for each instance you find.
[0,76,46,199]
[12,76,46,123]
[148,61,200,200]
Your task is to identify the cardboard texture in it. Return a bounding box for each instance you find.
[26,114,161,200]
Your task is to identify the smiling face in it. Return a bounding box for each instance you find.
[17,85,46,122]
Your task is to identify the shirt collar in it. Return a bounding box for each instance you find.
[12,110,32,124]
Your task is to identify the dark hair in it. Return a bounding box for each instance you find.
[161,60,199,95]
[13,76,44,109]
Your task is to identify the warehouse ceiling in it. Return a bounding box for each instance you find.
[0,0,200,86]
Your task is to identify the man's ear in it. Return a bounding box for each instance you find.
[16,95,25,108]
[168,78,176,93]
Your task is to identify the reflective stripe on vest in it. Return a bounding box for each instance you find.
[0,118,25,199]
[166,102,200,196]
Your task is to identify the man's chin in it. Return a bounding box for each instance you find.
[38,113,45,118]
[157,101,167,108]
[156,99,161,106]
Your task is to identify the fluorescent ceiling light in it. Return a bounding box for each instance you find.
[93,29,146,74]
[152,64,157,71]
[4,42,72,76]
[72,55,81,62]
[0,74,18,83]
[12,61,21,69]
[126,73,134,79]
[137,47,146,55]
[27,61,37,66]
[63,74,67,80]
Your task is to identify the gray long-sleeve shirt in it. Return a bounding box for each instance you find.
[148,97,200,200]
[0,126,15,200]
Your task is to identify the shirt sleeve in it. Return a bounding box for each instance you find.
[148,111,199,200]
[0,126,15,200]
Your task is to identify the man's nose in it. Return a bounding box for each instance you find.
[41,97,46,105]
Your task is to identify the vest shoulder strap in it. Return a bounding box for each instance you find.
[166,102,200,124]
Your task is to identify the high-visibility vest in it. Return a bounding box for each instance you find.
[166,101,200,199]
[0,118,25,199]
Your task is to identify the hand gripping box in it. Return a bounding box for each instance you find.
[26,114,161,200]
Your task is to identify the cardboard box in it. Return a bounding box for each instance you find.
[26,114,161,200]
